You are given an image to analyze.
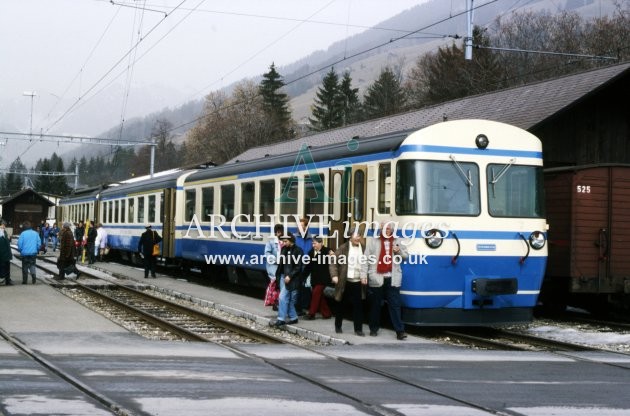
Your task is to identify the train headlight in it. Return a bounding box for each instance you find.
[424,229,445,249]
[475,134,489,149]
[529,231,546,250]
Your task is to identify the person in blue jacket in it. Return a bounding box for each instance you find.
[17,221,42,284]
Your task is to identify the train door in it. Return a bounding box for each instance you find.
[350,165,368,233]
[328,168,349,250]
[162,188,176,258]
[327,165,367,250]
[608,167,630,290]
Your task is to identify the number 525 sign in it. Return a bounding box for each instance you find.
[576,185,591,193]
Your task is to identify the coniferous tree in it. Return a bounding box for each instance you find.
[49,153,71,196]
[0,174,7,196]
[34,158,53,192]
[6,158,27,194]
[339,71,362,125]
[308,67,344,131]
[363,67,406,119]
[259,63,292,142]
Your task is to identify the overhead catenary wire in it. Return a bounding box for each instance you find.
[39,6,123,129]
[151,0,502,139]
[43,0,189,134]
[43,0,206,143]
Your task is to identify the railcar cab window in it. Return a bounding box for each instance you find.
[202,187,214,221]
[280,177,298,216]
[185,189,196,222]
[148,195,156,223]
[221,184,235,221]
[241,182,255,218]
[396,160,481,215]
[259,180,275,222]
[487,164,544,218]
[304,173,325,220]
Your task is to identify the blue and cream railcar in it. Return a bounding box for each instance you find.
[96,170,197,260]
[392,120,546,325]
[179,119,547,325]
[58,186,103,226]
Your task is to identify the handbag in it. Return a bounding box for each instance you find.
[152,244,160,256]
[264,280,279,307]
[323,286,336,299]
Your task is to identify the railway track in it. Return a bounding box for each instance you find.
[7,251,630,415]
[11,250,282,345]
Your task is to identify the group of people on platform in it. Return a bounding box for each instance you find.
[3,219,160,285]
[265,219,409,341]
[5,215,407,339]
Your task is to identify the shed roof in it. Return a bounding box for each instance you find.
[0,188,55,207]
[231,62,630,163]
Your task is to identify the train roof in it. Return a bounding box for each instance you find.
[99,169,187,199]
[232,62,630,163]
[58,186,104,205]
[184,129,411,184]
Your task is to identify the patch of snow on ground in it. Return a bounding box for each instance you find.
[3,395,112,416]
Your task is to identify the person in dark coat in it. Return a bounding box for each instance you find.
[0,221,13,285]
[85,221,98,264]
[271,232,304,327]
[74,221,85,263]
[302,236,334,320]
[329,231,367,336]
[137,224,162,278]
[55,222,81,280]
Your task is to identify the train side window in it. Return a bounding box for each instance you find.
[241,182,255,219]
[121,199,126,223]
[221,185,235,221]
[108,201,113,223]
[148,195,156,223]
[128,198,135,223]
[202,187,214,222]
[138,197,145,223]
[353,170,365,221]
[259,180,275,222]
[378,163,391,214]
[332,172,343,221]
[159,192,165,223]
[279,177,298,216]
[185,190,196,222]
[304,173,325,220]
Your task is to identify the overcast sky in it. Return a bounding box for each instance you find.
[0,0,424,142]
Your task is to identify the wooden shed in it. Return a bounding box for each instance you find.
[0,189,55,237]
[543,164,630,304]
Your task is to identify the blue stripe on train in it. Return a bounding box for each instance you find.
[400,254,546,310]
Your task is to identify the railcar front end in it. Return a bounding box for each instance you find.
[393,120,547,325]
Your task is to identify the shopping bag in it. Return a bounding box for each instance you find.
[152,244,160,256]
[264,280,279,306]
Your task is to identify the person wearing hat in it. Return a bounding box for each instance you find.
[271,232,304,327]
[56,222,81,280]
[137,224,162,278]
